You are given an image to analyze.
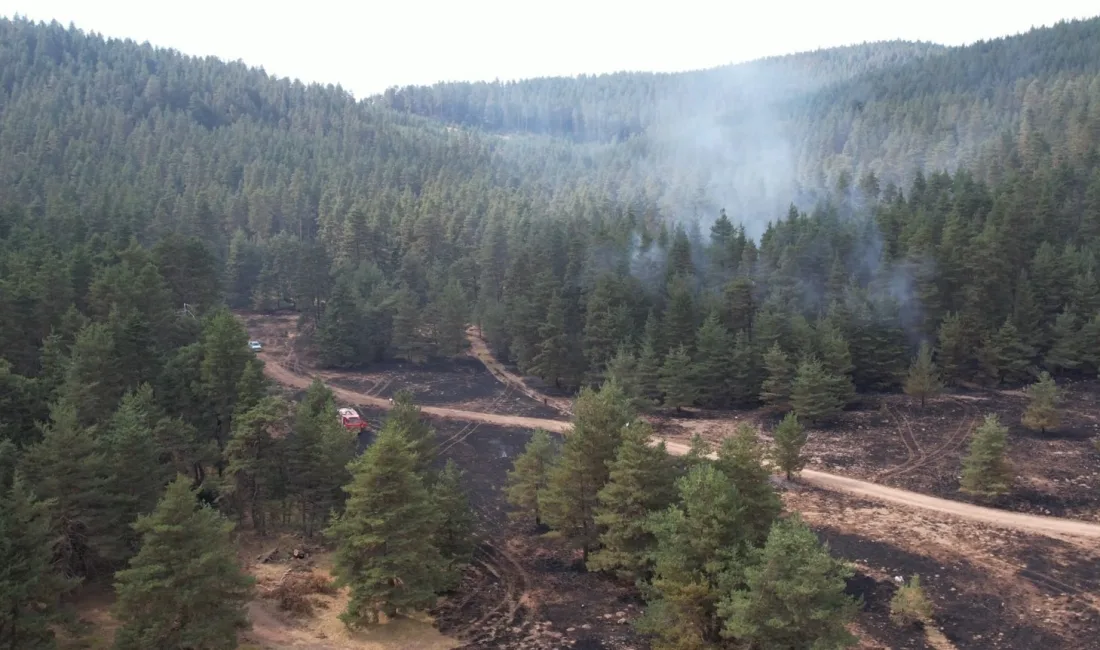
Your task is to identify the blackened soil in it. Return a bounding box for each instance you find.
[326,357,563,420]
[818,529,1100,649]
[429,421,645,649]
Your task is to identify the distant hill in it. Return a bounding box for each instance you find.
[376,18,1100,228]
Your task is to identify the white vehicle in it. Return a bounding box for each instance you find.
[249,340,263,352]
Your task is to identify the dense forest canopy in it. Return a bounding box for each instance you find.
[2,12,1100,649]
[2,14,1100,413]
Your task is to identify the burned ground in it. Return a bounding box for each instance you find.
[426,420,646,650]
[323,358,562,420]
[654,383,1100,522]
[242,310,1100,650]
[785,484,1100,650]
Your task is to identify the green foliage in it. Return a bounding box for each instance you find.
[0,474,78,650]
[588,421,677,580]
[693,312,734,408]
[791,358,844,425]
[325,418,446,627]
[890,575,934,627]
[20,400,120,578]
[719,515,859,650]
[714,423,783,545]
[1022,371,1062,434]
[223,396,287,536]
[904,341,944,408]
[504,429,558,527]
[760,343,793,409]
[387,390,437,476]
[287,382,356,538]
[659,345,698,410]
[431,460,476,589]
[772,413,808,480]
[960,414,1013,497]
[640,464,747,649]
[542,382,633,558]
[530,291,574,389]
[112,475,254,650]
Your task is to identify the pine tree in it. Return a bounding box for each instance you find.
[542,382,633,559]
[639,464,747,648]
[936,312,971,384]
[903,341,944,409]
[693,312,734,408]
[530,290,574,389]
[719,515,858,650]
[636,312,664,404]
[684,432,714,468]
[714,423,783,545]
[1044,310,1083,373]
[325,418,446,627]
[287,387,354,538]
[0,475,77,650]
[890,575,933,627]
[234,358,268,416]
[1022,371,1062,434]
[112,475,254,650]
[504,429,557,527]
[431,460,475,589]
[978,319,1035,386]
[728,329,760,406]
[662,276,697,355]
[20,399,118,578]
[391,285,431,363]
[431,278,468,357]
[387,390,437,476]
[101,385,174,559]
[772,412,808,480]
[61,321,121,428]
[791,358,843,425]
[659,345,698,411]
[223,396,286,536]
[760,343,793,408]
[960,414,1013,497]
[199,309,251,451]
[605,344,650,411]
[817,323,856,407]
[588,420,677,580]
[317,277,363,367]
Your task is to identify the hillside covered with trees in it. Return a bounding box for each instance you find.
[2,12,1100,648]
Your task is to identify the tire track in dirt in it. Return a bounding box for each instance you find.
[878,403,925,479]
[253,348,1100,541]
[878,399,976,482]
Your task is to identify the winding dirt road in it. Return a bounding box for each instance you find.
[256,344,1100,542]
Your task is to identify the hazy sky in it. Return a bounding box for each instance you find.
[3,1,1098,98]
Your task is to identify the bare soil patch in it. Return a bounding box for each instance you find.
[654,385,1100,522]
[783,483,1100,650]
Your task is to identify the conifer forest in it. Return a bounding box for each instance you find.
[2,13,1100,650]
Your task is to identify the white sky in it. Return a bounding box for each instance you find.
[3,1,1098,98]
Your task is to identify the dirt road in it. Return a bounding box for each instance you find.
[258,351,1100,541]
[260,352,571,433]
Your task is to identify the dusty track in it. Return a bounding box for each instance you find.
[259,352,569,433]
[257,349,1100,542]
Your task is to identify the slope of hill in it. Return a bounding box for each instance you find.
[378,17,1100,225]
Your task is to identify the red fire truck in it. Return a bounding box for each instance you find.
[338,407,369,432]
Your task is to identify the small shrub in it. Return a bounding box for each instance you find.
[890,574,933,627]
[265,570,337,615]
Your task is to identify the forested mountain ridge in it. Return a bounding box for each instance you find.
[3,13,1100,649]
[2,13,1100,415]
[373,40,947,142]
[381,16,1100,220]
